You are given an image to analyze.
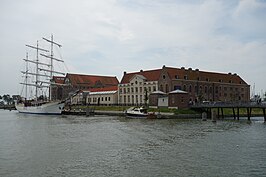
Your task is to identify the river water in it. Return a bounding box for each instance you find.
[0,110,266,177]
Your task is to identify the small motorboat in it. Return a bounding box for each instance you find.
[125,107,156,118]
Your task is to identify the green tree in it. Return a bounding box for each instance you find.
[3,94,12,105]
[264,92,266,101]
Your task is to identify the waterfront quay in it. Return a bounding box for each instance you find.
[191,102,266,121]
[62,107,201,119]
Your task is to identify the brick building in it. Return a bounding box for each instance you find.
[51,73,119,101]
[118,65,250,107]
[159,66,250,103]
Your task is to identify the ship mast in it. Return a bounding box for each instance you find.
[42,35,63,101]
[25,41,49,101]
[25,53,29,101]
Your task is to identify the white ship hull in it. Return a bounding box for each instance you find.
[15,101,65,115]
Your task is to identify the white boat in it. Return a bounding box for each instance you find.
[16,35,66,115]
[16,101,64,115]
[125,107,156,118]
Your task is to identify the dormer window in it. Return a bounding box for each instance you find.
[163,75,166,79]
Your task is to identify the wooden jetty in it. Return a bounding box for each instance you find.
[191,102,266,121]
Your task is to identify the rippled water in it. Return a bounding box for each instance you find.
[0,110,266,177]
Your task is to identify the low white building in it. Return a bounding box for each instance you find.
[86,90,118,105]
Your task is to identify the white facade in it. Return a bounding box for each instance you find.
[86,91,118,105]
[71,93,83,105]
[118,74,158,105]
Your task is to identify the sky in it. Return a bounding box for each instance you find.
[0,0,266,97]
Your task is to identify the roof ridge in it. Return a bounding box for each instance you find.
[67,73,117,78]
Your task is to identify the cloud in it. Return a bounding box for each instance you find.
[0,0,266,96]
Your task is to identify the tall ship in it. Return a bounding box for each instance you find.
[16,35,66,115]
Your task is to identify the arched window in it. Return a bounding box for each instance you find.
[183,85,187,91]
[165,84,169,93]
[189,85,192,92]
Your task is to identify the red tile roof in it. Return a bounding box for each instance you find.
[120,68,162,84]
[120,66,248,85]
[66,73,119,87]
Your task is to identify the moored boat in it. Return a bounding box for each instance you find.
[16,35,66,115]
[125,107,156,118]
[15,101,64,115]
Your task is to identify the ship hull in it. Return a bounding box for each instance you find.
[15,101,65,115]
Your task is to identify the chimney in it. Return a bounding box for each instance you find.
[140,69,143,72]
[123,71,127,75]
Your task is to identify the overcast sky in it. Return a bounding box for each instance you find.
[0,0,266,96]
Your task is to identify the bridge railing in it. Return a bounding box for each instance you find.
[190,101,266,108]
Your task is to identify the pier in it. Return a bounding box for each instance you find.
[191,102,266,121]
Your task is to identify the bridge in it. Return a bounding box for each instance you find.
[190,102,266,121]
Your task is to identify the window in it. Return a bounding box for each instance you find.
[140,87,143,93]
[204,86,207,94]
[165,84,169,93]
[174,85,181,90]
[127,88,130,93]
[108,97,111,101]
[135,87,138,93]
[153,86,156,91]
[183,85,187,91]
[209,87,212,93]
[184,75,188,80]
[215,86,218,94]
[189,85,192,92]
[163,75,166,79]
